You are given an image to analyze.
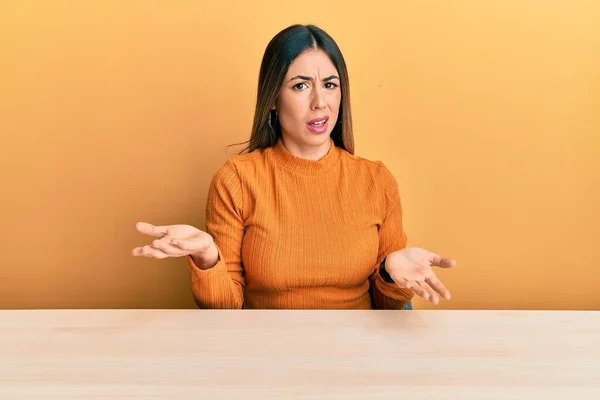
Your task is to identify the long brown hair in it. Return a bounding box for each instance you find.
[233,24,354,155]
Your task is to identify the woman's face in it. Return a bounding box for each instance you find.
[275,48,341,159]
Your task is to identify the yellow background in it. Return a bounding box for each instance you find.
[1,1,598,310]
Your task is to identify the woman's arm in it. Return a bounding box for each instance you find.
[369,162,414,309]
[188,159,246,309]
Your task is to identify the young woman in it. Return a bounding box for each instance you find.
[132,24,456,309]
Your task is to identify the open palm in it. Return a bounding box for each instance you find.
[132,222,214,259]
[385,247,456,304]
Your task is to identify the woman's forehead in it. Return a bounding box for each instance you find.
[286,49,338,78]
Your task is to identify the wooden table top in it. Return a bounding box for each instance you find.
[1,309,599,399]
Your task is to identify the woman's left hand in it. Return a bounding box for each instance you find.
[384,247,456,305]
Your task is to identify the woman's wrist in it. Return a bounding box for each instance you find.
[379,257,395,284]
[191,244,219,270]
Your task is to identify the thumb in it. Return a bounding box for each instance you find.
[430,254,456,268]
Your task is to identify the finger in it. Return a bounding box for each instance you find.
[417,280,439,304]
[403,279,430,301]
[392,276,411,289]
[135,222,169,238]
[430,254,456,268]
[426,275,451,300]
[151,238,189,257]
[137,245,170,259]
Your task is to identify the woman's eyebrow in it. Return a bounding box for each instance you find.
[289,75,340,82]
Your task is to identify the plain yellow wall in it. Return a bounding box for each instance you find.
[1,1,598,310]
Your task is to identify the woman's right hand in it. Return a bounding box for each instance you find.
[132,222,219,270]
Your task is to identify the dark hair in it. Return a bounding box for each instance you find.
[234,24,354,155]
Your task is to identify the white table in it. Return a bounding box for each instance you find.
[1,310,599,399]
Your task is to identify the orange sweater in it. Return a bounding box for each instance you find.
[187,138,414,309]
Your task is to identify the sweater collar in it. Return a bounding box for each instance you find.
[270,137,341,175]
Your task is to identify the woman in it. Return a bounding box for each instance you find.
[132,24,455,309]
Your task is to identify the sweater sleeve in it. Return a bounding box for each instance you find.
[369,162,414,309]
[187,159,245,309]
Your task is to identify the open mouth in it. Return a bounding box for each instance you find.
[309,119,327,126]
[307,116,329,133]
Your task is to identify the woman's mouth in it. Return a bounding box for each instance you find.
[307,116,329,134]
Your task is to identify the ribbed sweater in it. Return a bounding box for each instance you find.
[187,138,414,309]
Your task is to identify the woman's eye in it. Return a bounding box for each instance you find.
[325,82,338,89]
[293,83,308,90]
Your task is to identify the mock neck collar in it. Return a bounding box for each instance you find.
[270,137,341,175]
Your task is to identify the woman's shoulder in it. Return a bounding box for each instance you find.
[339,149,395,180]
[210,148,267,183]
[339,150,401,206]
[225,147,269,171]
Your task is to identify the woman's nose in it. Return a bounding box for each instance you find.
[311,88,326,110]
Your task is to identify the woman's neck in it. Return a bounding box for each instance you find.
[280,135,332,161]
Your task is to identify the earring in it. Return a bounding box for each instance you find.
[268,110,278,129]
